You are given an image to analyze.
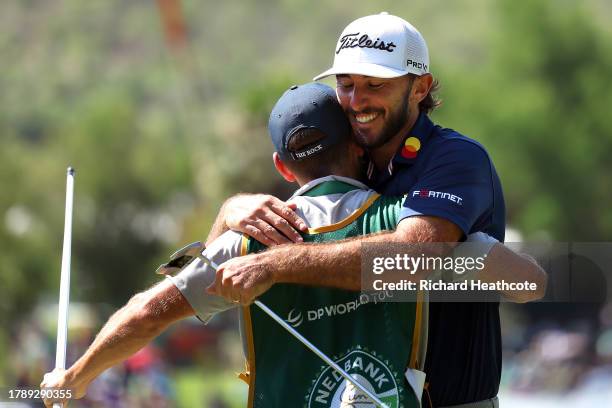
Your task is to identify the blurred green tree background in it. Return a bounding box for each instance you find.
[0,0,610,391]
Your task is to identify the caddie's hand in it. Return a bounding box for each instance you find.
[226,194,308,246]
[40,368,84,408]
[206,252,276,305]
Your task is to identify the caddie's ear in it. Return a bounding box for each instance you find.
[273,152,297,182]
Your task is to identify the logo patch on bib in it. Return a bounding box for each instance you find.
[306,346,401,408]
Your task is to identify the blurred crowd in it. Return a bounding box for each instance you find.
[500,302,612,405]
[6,302,243,407]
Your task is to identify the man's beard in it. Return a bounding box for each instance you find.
[350,83,412,150]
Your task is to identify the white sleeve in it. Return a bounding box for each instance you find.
[448,232,498,280]
[452,232,499,263]
[425,232,498,283]
[167,230,244,323]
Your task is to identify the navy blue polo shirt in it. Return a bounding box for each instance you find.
[368,113,506,406]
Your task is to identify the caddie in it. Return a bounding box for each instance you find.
[206,12,509,408]
[42,83,430,408]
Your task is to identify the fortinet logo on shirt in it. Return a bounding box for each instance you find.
[412,190,463,205]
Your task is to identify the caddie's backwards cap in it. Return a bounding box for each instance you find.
[314,12,429,80]
[269,82,350,161]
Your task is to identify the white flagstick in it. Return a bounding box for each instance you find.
[54,167,75,408]
[199,256,388,408]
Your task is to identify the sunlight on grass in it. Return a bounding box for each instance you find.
[173,368,248,408]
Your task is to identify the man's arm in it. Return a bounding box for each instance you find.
[207,217,548,305]
[207,215,461,303]
[205,194,308,247]
[41,279,194,406]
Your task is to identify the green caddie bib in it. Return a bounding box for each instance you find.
[239,181,423,408]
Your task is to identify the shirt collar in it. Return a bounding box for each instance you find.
[291,175,369,198]
[367,112,435,181]
[392,112,434,165]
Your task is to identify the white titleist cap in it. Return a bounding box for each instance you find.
[314,12,429,80]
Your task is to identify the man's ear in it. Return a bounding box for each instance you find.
[273,152,297,182]
[411,73,434,105]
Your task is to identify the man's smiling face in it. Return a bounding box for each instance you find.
[335,74,414,150]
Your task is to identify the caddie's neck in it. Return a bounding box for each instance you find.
[272,142,366,187]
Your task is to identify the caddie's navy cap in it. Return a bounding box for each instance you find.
[268,82,351,161]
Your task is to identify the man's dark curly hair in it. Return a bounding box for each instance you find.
[409,74,442,114]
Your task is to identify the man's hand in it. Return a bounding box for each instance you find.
[224,194,308,246]
[206,252,276,305]
[40,368,86,407]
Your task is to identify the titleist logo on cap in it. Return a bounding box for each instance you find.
[336,33,396,54]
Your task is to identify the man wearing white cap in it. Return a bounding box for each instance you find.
[208,13,506,408]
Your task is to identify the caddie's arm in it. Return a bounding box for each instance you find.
[462,232,548,303]
[40,279,194,407]
[485,245,547,302]
[205,193,308,247]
